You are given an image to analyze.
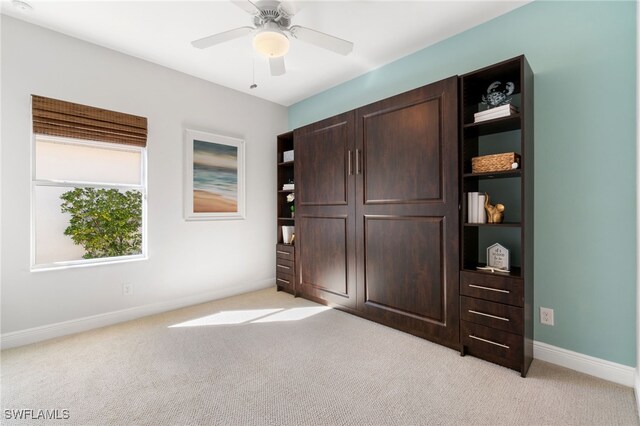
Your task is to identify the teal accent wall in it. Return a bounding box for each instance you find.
[289,1,637,366]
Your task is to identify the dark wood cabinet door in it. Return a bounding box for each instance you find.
[294,111,357,309]
[355,77,460,347]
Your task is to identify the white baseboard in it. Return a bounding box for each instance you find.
[534,340,635,387]
[1,278,275,350]
[635,370,640,417]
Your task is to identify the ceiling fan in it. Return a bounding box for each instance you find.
[191,0,354,77]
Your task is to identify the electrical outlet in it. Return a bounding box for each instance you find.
[540,307,554,326]
[123,283,133,296]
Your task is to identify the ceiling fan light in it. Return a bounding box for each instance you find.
[253,29,289,58]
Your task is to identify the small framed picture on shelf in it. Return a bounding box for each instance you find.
[487,243,509,271]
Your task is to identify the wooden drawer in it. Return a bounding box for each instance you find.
[276,258,294,275]
[460,296,523,335]
[276,244,294,261]
[461,320,523,372]
[276,271,294,290]
[460,271,523,307]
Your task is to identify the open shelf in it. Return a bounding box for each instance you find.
[463,170,522,179]
[462,264,522,279]
[464,222,521,228]
[463,115,521,136]
[278,161,294,167]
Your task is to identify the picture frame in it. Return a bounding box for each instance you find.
[184,129,245,221]
[486,243,509,271]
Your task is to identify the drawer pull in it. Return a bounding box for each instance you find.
[468,310,510,322]
[276,250,290,255]
[469,335,510,349]
[277,278,290,284]
[468,284,510,294]
[277,264,291,270]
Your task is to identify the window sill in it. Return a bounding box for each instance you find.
[31,254,147,272]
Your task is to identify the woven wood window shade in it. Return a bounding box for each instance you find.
[32,95,147,147]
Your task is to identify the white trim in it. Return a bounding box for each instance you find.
[534,341,635,387]
[635,370,640,417]
[33,180,143,190]
[31,254,147,272]
[0,278,275,350]
[635,0,639,415]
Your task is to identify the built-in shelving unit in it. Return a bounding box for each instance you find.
[276,131,295,295]
[459,55,534,376]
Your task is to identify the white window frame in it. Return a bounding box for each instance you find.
[31,134,148,271]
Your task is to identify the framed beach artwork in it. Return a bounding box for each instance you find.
[184,129,245,220]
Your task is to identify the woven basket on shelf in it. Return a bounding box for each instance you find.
[471,152,521,174]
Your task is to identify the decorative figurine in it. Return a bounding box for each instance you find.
[482,81,515,108]
[484,192,505,224]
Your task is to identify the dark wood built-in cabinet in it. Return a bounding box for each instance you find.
[459,55,534,376]
[294,77,460,348]
[354,77,460,347]
[294,111,357,308]
[279,56,533,375]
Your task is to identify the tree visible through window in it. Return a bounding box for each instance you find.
[60,188,143,259]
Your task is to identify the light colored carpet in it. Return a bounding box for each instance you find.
[1,288,638,426]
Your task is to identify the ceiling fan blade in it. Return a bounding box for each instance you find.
[269,56,286,76]
[231,0,261,15]
[191,27,254,49]
[289,26,353,56]
[278,1,302,17]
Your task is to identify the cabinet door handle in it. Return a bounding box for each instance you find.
[277,278,290,284]
[276,250,290,255]
[468,284,510,294]
[277,264,291,270]
[468,309,510,322]
[355,149,361,175]
[348,150,353,176]
[469,335,510,349]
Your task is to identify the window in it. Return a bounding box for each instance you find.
[31,96,147,269]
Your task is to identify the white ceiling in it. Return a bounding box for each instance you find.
[1,0,530,106]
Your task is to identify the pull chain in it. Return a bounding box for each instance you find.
[249,57,257,89]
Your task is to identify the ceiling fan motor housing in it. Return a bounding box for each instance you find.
[253,1,291,28]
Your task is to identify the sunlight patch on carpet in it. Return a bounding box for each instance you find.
[168,309,282,327]
[252,306,330,323]
[168,306,331,328]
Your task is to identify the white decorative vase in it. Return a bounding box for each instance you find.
[281,226,294,245]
